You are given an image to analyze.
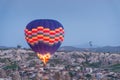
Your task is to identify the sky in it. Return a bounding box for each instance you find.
[0,0,120,47]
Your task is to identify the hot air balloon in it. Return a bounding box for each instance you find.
[24,19,64,65]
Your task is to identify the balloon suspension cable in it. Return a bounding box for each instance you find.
[37,53,51,66]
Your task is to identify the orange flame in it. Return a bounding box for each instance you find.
[37,53,51,65]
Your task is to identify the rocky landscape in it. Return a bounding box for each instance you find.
[0,48,120,80]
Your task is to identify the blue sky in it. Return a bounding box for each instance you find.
[0,0,120,47]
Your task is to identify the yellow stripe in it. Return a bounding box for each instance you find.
[32,28,37,31]
[37,34,43,37]
[43,28,50,31]
[37,26,44,29]
[32,37,38,40]
[43,36,50,39]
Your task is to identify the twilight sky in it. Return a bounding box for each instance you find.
[0,0,120,47]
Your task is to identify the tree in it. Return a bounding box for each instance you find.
[17,45,21,49]
[85,74,92,80]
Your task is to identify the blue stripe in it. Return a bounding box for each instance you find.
[26,19,63,30]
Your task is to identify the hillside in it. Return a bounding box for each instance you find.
[59,46,120,53]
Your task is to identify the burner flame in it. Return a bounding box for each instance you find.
[37,53,51,65]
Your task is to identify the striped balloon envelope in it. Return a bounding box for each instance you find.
[24,19,64,65]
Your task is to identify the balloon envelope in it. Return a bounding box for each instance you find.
[24,19,64,64]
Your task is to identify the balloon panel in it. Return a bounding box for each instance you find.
[24,19,64,55]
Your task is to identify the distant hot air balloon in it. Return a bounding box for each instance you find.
[89,41,92,47]
[24,19,64,65]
